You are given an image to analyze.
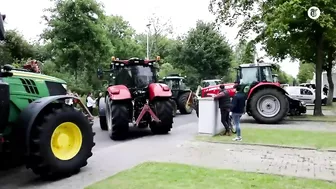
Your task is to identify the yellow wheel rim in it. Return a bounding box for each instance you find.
[51,122,82,160]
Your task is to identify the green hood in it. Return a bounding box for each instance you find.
[11,70,66,84]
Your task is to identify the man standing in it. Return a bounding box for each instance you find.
[214,84,232,136]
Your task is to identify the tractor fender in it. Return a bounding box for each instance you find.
[247,82,288,99]
[17,95,80,155]
[98,97,106,116]
[148,83,172,101]
[107,85,132,100]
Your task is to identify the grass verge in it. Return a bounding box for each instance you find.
[196,128,336,150]
[86,162,335,189]
[288,115,336,122]
[306,105,336,111]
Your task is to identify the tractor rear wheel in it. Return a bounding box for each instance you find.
[250,88,288,124]
[150,100,173,134]
[26,106,95,178]
[107,98,129,140]
[178,92,193,114]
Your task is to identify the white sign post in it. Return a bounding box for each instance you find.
[307,6,321,20]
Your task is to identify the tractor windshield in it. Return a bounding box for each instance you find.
[239,66,273,84]
[114,65,156,88]
[166,79,180,89]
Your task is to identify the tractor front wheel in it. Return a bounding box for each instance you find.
[249,88,288,124]
[178,92,193,114]
[107,98,129,140]
[150,100,173,134]
[26,106,95,178]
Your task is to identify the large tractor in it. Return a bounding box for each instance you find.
[0,14,94,178]
[195,62,290,124]
[161,74,194,116]
[97,56,174,140]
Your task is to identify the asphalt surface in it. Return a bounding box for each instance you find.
[0,112,198,189]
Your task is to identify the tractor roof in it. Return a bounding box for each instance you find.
[11,70,66,83]
[202,79,221,82]
[239,63,274,68]
[163,76,184,79]
[111,56,159,66]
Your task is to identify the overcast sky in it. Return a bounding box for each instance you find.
[2,0,299,77]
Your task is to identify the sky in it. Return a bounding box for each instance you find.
[1,0,299,77]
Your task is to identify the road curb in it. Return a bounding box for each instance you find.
[198,140,336,152]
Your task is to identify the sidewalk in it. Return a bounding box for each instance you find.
[153,141,336,182]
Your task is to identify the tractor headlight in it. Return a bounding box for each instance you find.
[62,84,67,90]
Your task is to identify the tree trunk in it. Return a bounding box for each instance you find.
[326,50,334,105]
[314,31,324,116]
[326,68,334,105]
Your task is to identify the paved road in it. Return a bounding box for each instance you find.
[0,112,198,189]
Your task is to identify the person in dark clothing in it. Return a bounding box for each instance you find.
[214,84,232,136]
[231,85,247,141]
[323,85,328,96]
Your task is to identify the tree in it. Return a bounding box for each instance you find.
[105,15,144,59]
[174,20,233,80]
[0,30,35,65]
[42,0,113,87]
[324,47,335,105]
[297,62,315,83]
[209,0,336,115]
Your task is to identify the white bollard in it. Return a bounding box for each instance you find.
[198,97,225,136]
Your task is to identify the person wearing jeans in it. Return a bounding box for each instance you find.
[230,85,247,141]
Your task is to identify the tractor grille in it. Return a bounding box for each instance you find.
[20,78,39,95]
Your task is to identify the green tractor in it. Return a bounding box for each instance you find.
[0,14,94,178]
[161,74,194,116]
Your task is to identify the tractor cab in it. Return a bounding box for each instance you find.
[235,63,280,92]
[98,56,160,92]
[162,74,188,94]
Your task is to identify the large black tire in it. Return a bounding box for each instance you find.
[26,106,95,178]
[178,92,193,114]
[150,100,173,134]
[106,98,129,140]
[170,99,177,117]
[249,88,288,124]
[99,116,108,131]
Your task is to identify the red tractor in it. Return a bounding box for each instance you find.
[97,56,174,140]
[194,63,290,124]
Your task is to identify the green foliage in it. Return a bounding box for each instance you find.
[42,0,113,81]
[173,20,233,80]
[106,15,144,59]
[0,30,35,65]
[158,63,182,79]
[297,62,315,83]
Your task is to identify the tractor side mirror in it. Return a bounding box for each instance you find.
[97,68,103,79]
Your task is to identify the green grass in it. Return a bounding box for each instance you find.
[197,128,336,150]
[86,162,335,189]
[288,115,336,122]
